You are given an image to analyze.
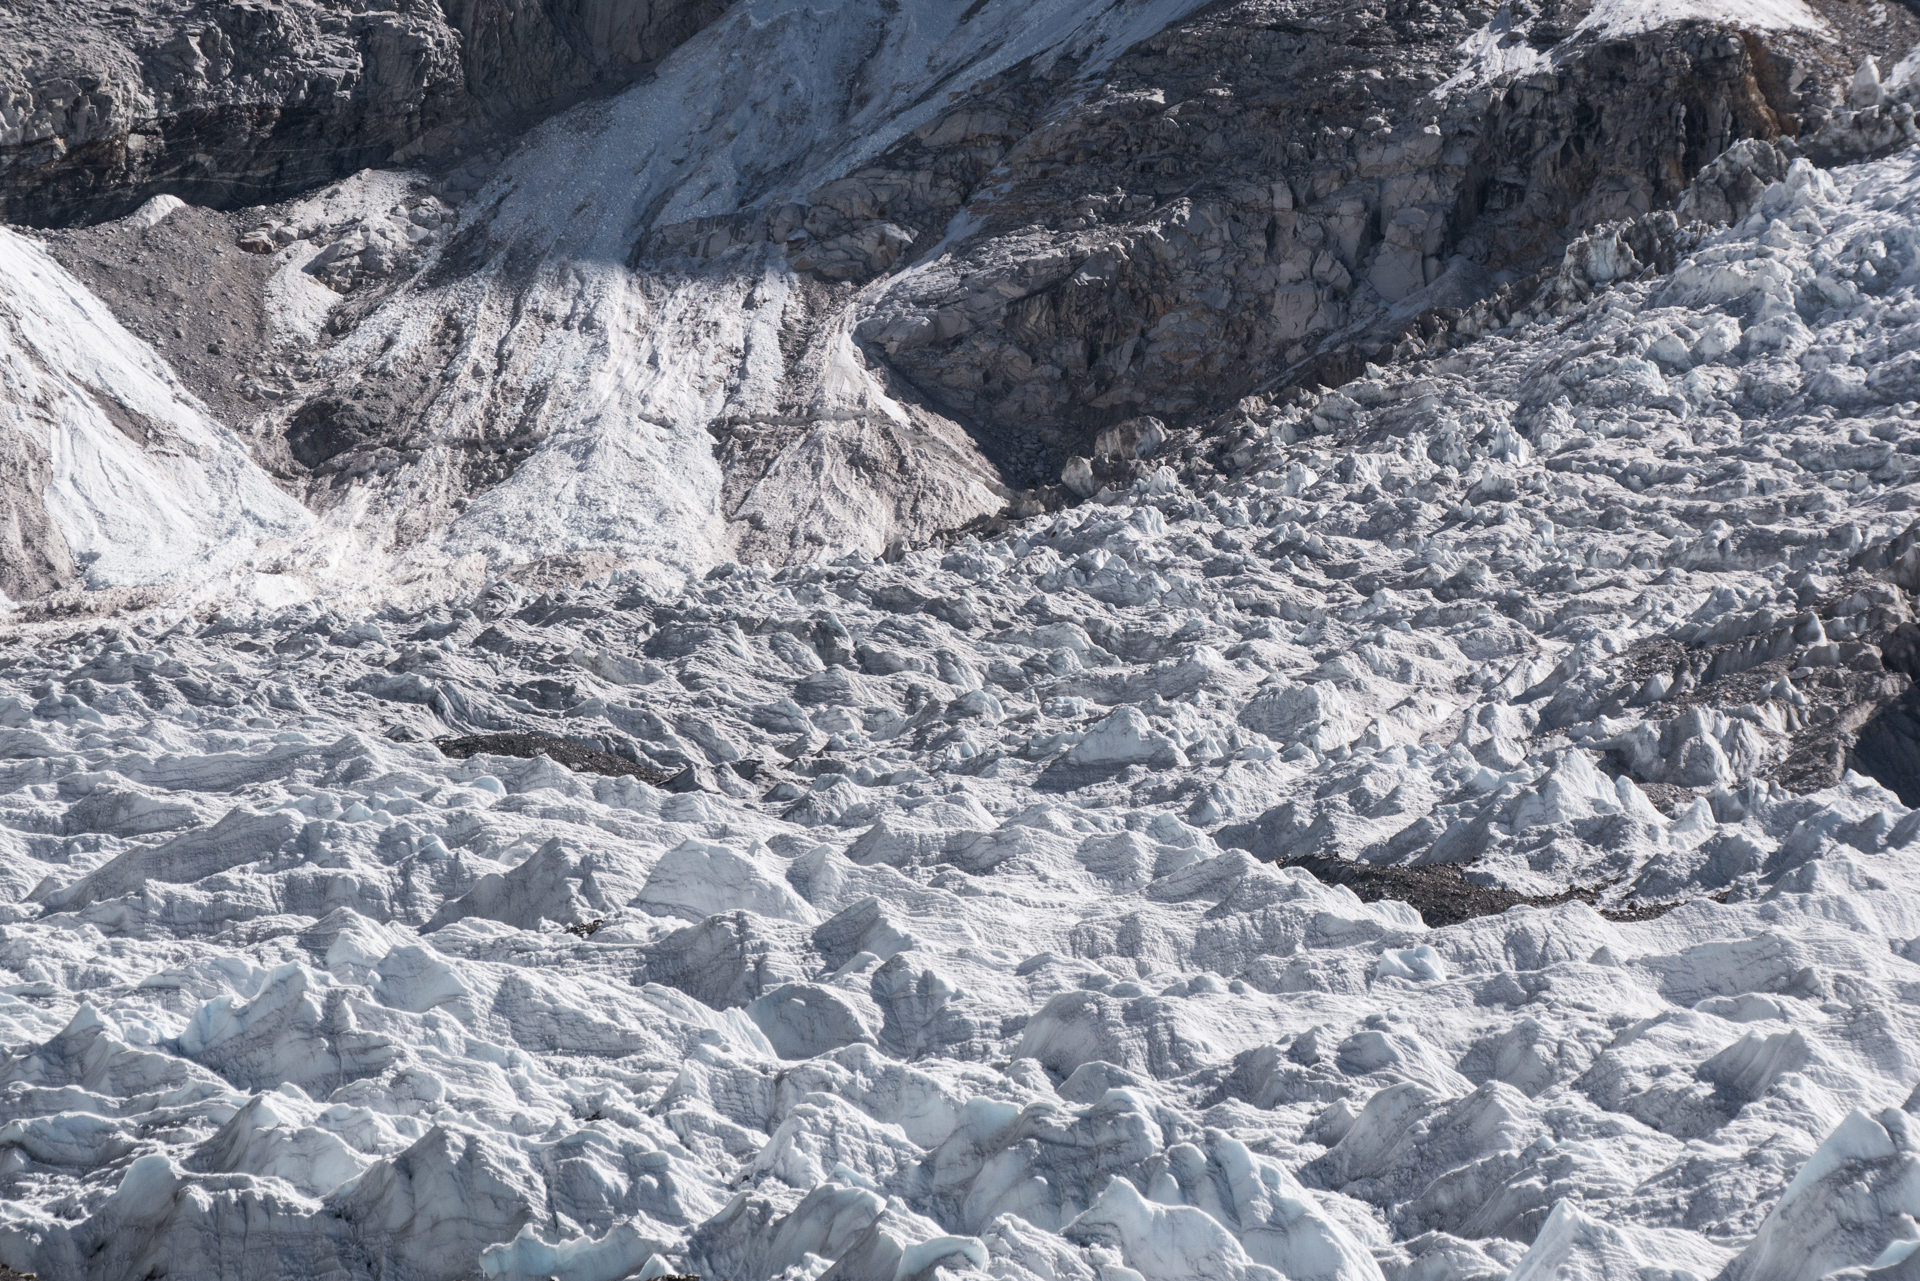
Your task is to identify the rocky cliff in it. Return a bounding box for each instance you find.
[0,0,729,226]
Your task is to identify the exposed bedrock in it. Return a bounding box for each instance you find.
[646,0,1920,493]
[13,0,1920,604]
[870,15,1787,432]
[0,0,729,226]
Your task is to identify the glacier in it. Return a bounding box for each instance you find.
[10,120,1920,1281]
[0,231,311,606]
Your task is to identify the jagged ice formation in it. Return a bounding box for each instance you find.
[12,2,1920,1281]
[10,123,1920,1281]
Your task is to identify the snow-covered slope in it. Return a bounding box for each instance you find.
[0,229,311,605]
[13,140,1920,1281]
[226,0,1223,600]
[1577,0,1824,38]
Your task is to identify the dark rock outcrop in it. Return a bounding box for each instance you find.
[639,0,1918,493]
[0,0,729,226]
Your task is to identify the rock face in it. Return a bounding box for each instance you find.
[833,0,1809,481]
[0,0,729,226]
[26,0,1911,601]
